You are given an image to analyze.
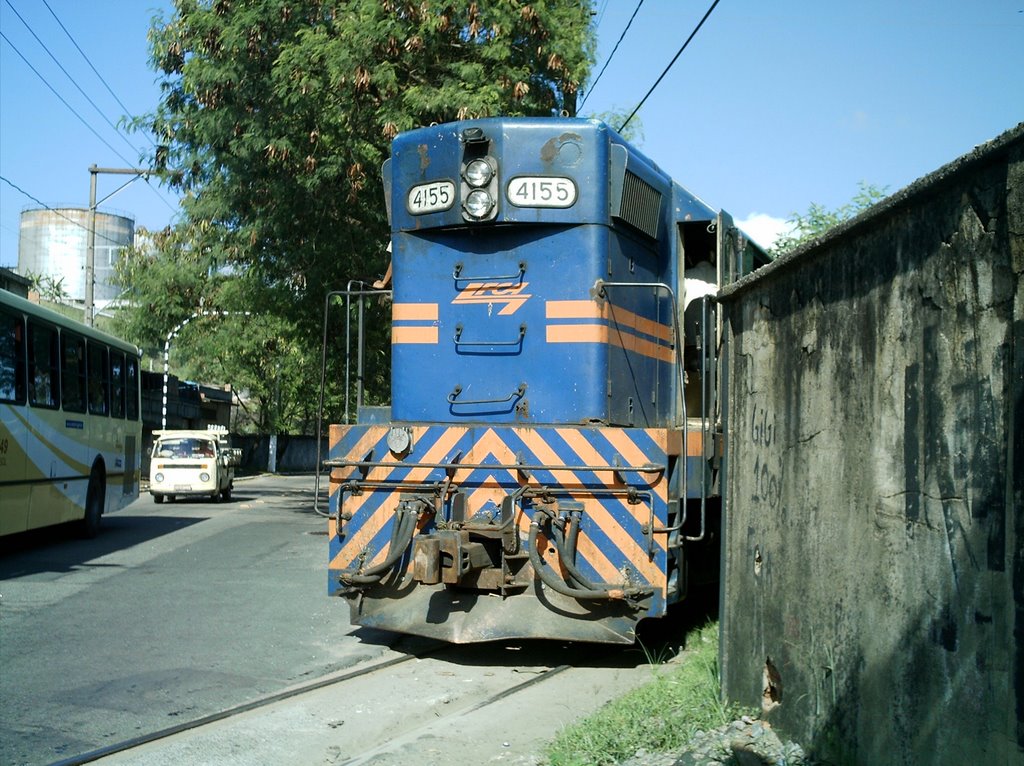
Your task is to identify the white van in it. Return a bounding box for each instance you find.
[149,427,241,503]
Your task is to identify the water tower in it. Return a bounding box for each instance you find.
[18,207,135,312]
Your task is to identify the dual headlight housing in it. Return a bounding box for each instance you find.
[460,130,498,222]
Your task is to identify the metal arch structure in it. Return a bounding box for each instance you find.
[161,309,252,429]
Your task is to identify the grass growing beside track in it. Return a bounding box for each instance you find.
[544,621,750,766]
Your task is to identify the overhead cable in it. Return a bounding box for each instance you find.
[3,0,144,159]
[618,0,722,132]
[579,0,646,111]
[40,0,156,148]
[0,30,138,168]
[2,3,178,218]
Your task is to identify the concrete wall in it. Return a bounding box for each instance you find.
[232,434,325,473]
[718,124,1022,765]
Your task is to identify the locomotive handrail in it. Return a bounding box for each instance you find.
[594,279,720,546]
[453,322,527,348]
[686,294,714,544]
[592,279,687,430]
[453,260,526,283]
[324,456,665,475]
[447,382,527,406]
[314,282,393,518]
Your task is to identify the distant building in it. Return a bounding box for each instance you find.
[0,266,30,297]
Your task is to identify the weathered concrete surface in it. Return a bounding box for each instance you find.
[718,123,1023,765]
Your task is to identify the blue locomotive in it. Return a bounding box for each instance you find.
[325,117,767,643]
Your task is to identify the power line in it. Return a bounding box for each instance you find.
[580,0,646,111]
[40,0,156,149]
[0,174,134,246]
[142,177,179,216]
[3,0,144,159]
[0,30,138,168]
[0,9,178,223]
[29,1,177,217]
[618,0,722,133]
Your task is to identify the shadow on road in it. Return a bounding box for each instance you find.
[0,514,206,577]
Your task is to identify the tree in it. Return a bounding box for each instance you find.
[120,0,597,429]
[24,271,71,304]
[137,0,595,311]
[112,225,325,434]
[771,182,888,256]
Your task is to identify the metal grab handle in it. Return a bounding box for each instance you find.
[447,383,527,405]
[453,261,526,282]
[454,323,526,347]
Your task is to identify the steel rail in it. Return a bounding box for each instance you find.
[46,646,444,766]
[336,663,573,766]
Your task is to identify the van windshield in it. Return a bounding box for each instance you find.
[154,438,216,459]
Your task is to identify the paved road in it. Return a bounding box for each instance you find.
[1,474,709,766]
[0,474,397,766]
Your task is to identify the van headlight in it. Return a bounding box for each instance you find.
[200,472,211,482]
[154,472,164,483]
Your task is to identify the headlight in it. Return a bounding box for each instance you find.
[464,158,494,188]
[464,189,494,219]
[386,427,412,455]
[200,472,211,482]
[154,472,164,483]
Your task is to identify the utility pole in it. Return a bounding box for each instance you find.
[85,165,149,326]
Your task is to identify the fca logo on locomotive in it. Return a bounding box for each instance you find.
[451,282,532,315]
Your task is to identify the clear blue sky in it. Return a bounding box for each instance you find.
[2,0,1022,268]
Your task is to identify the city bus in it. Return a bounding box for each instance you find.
[0,290,142,537]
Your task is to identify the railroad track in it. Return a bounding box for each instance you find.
[48,640,620,766]
[48,642,445,766]
[334,661,573,766]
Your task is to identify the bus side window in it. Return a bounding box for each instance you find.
[126,355,139,420]
[0,308,26,404]
[61,332,87,413]
[27,321,59,409]
[110,350,126,418]
[87,341,109,416]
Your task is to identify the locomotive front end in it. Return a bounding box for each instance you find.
[327,118,730,643]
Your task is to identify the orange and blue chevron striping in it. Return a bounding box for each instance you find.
[327,423,679,613]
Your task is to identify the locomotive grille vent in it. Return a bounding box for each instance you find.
[615,170,662,239]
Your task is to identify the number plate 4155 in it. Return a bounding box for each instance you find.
[507,176,577,208]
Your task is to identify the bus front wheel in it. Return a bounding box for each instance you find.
[79,468,105,538]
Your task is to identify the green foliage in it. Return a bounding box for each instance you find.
[112,226,325,434]
[545,622,751,766]
[23,271,71,304]
[121,0,597,431]
[771,181,888,256]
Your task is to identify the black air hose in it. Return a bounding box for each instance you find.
[528,520,652,601]
[548,518,601,591]
[338,508,419,586]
